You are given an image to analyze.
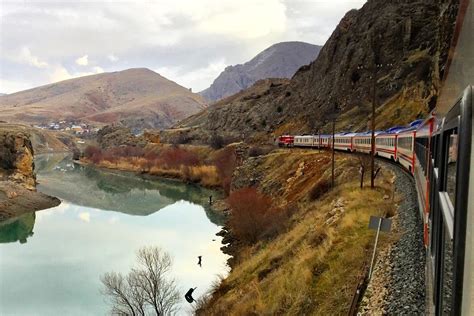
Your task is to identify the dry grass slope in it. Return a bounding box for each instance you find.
[199,150,399,315]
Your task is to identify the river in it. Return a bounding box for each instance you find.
[0,154,230,315]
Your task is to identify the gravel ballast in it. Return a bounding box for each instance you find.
[359,161,426,315]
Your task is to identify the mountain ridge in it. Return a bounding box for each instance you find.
[0,68,207,130]
[166,0,459,144]
[199,41,321,102]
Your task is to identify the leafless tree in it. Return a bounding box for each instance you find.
[357,153,381,189]
[101,246,180,316]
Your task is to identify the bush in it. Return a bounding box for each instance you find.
[160,147,200,169]
[209,134,225,149]
[213,147,237,195]
[248,146,272,157]
[227,188,287,243]
[309,178,332,201]
[84,145,103,164]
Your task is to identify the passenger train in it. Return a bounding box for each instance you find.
[277,86,473,315]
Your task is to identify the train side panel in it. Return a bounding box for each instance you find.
[397,131,416,173]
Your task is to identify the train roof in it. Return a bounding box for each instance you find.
[353,131,384,137]
[335,132,357,137]
[409,119,424,128]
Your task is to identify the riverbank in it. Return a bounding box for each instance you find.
[196,149,400,315]
[0,181,60,221]
[0,126,61,221]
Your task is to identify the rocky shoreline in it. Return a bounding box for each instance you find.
[0,181,60,221]
[0,127,61,222]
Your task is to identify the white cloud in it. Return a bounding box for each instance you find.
[75,54,89,66]
[78,212,90,222]
[0,79,34,94]
[107,54,119,62]
[92,66,104,73]
[1,0,367,93]
[18,47,48,68]
[156,58,227,91]
[197,0,287,39]
[49,65,105,83]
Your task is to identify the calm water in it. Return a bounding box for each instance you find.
[0,154,229,315]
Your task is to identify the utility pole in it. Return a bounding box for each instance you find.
[370,65,377,189]
[331,102,339,188]
[358,59,392,188]
[332,117,336,188]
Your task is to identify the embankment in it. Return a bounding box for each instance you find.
[197,149,402,315]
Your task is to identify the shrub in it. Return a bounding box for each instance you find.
[84,145,101,158]
[248,146,272,157]
[309,178,332,201]
[227,188,287,244]
[84,145,103,164]
[160,147,200,169]
[209,134,225,149]
[213,147,237,195]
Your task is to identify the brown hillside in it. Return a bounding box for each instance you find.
[0,68,207,129]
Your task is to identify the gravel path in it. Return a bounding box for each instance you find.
[359,161,426,315]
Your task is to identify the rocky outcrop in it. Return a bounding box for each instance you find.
[200,42,321,102]
[0,129,36,189]
[0,126,60,221]
[96,125,148,149]
[174,0,460,143]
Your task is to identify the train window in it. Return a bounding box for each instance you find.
[446,129,458,205]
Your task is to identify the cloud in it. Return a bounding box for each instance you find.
[75,54,89,66]
[49,64,105,83]
[107,54,119,62]
[78,212,90,222]
[0,0,367,93]
[18,47,48,68]
[156,58,227,91]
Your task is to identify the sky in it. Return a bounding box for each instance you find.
[0,0,366,94]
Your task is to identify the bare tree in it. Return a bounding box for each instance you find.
[101,246,180,316]
[357,153,381,189]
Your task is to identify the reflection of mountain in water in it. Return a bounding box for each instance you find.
[0,212,35,244]
[35,154,225,224]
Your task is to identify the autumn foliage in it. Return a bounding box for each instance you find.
[213,147,237,195]
[227,187,287,244]
[83,145,226,189]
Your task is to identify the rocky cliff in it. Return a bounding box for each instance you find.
[174,0,460,143]
[200,42,321,102]
[0,126,60,221]
[0,128,36,189]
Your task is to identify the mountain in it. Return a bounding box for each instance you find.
[0,68,207,129]
[168,0,459,143]
[200,41,321,102]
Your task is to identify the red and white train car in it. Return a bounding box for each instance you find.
[412,115,436,246]
[294,135,318,147]
[396,128,417,174]
[374,126,405,160]
[333,133,356,152]
[353,132,382,154]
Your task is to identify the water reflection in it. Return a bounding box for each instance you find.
[0,212,35,244]
[35,154,225,224]
[0,154,229,315]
